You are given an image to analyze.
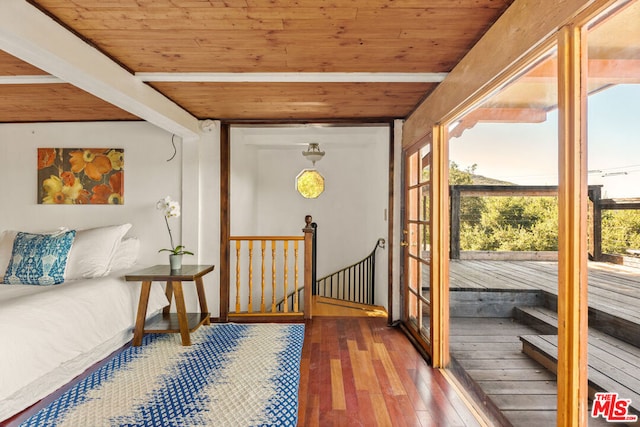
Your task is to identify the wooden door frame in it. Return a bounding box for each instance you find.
[430,124,449,368]
[556,23,589,427]
[220,120,396,324]
[219,122,230,322]
[400,136,435,360]
[387,121,396,324]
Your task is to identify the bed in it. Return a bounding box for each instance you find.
[0,224,169,422]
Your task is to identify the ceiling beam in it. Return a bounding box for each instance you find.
[136,72,449,83]
[9,58,636,86]
[0,0,199,140]
[0,75,64,84]
[448,107,548,138]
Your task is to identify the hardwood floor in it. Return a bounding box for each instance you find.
[297,316,485,427]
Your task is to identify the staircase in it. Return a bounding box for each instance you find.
[448,287,640,426]
[278,236,386,316]
[515,304,640,420]
[314,238,385,306]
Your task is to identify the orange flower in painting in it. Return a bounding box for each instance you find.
[90,185,112,205]
[75,189,91,205]
[109,171,123,195]
[69,149,112,181]
[38,148,56,170]
[90,171,124,205]
[60,171,75,187]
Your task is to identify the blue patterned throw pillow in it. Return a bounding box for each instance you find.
[3,231,76,285]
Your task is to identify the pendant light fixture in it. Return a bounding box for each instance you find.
[301,143,325,166]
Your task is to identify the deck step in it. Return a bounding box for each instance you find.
[520,334,640,417]
[514,306,558,334]
[518,298,640,348]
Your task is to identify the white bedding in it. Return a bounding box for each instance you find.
[0,270,169,421]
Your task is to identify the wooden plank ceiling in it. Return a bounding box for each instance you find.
[0,0,514,123]
[0,49,138,122]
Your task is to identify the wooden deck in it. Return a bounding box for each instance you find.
[446,260,640,426]
[449,260,640,326]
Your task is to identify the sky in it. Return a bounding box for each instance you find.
[449,84,640,199]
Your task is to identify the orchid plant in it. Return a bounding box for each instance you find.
[156,196,194,256]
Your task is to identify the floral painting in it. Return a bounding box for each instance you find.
[37,148,124,205]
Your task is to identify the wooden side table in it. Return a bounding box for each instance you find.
[125,264,215,346]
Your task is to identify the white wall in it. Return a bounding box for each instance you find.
[231,126,390,308]
[0,122,180,259]
[229,128,259,235]
[0,121,221,315]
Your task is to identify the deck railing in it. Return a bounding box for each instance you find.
[449,185,559,260]
[449,184,617,261]
[228,216,314,320]
[588,185,640,264]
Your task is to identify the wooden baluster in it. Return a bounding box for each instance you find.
[294,240,299,312]
[283,240,289,313]
[235,240,241,313]
[271,240,277,312]
[260,240,266,313]
[247,240,253,313]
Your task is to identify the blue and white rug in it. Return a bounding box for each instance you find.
[21,323,305,427]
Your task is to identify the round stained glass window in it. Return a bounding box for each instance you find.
[296,169,325,199]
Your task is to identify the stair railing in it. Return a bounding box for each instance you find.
[228,215,315,320]
[315,238,385,305]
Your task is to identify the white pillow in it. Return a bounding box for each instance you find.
[108,237,140,272]
[65,224,132,280]
[0,230,18,279]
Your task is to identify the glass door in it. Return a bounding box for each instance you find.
[402,142,432,355]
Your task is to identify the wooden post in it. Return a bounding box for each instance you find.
[449,185,461,260]
[220,123,230,322]
[247,240,253,313]
[557,24,589,427]
[589,186,602,261]
[303,215,314,319]
[431,124,450,369]
[294,240,300,313]
[260,240,266,313]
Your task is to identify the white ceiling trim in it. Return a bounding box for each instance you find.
[0,0,199,140]
[0,75,64,84]
[136,72,449,83]
[0,72,449,85]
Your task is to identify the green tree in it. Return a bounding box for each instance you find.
[449,161,475,185]
[449,162,565,252]
[601,210,640,255]
[449,162,640,254]
[460,196,558,251]
[450,162,485,231]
